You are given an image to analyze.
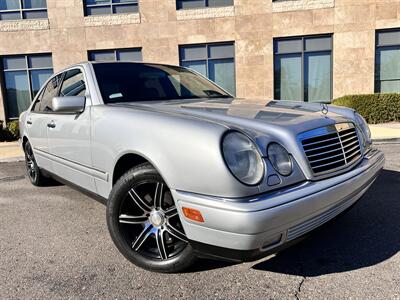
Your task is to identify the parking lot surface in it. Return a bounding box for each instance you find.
[0,144,399,299]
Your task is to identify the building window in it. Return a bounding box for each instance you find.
[375,29,400,93]
[179,42,235,95]
[274,35,333,102]
[0,0,48,20]
[88,48,142,62]
[2,53,53,119]
[84,0,138,16]
[176,0,233,10]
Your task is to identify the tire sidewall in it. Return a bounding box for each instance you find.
[106,164,196,273]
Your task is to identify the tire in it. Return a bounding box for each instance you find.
[24,141,48,187]
[106,163,197,273]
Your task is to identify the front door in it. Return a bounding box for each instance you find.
[25,74,63,172]
[46,68,96,192]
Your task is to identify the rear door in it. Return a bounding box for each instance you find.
[46,68,96,192]
[25,74,63,172]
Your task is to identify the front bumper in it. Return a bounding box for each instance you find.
[172,148,384,261]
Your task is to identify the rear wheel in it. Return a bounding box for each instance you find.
[24,141,47,186]
[106,163,197,273]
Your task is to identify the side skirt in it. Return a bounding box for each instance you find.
[40,168,108,205]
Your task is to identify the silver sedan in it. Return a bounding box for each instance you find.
[19,62,384,273]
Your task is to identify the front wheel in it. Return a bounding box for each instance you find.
[106,163,197,273]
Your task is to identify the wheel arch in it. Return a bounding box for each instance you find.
[112,152,170,188]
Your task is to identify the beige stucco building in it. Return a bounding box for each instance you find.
[1,0,400,121]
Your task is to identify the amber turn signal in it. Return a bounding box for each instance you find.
[182,207,204,223]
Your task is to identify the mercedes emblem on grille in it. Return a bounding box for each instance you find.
[321,103,329,116]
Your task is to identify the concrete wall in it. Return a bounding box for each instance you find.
[0,0,400,121]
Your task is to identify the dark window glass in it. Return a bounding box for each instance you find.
[89,48,142,62]
[375,29,400,93]
[177,0,233,10]
[3,56,26,69]
[32,99,41,112]
[60,69,86,97]
[23,0,47,9]
[2,53,53,118]
[84,0,138,16]
[90,50,115,61]
[23,10,47,19]
[92,63,232,103]
[4,71,30,119]
[179,42,235,95]
[39,73,62,112]
[274,35,332,102]
[117,49,142,61]
[30,69,53,96]
[0,0,20,10]
[0,0,47,20]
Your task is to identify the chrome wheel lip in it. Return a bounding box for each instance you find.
[118,181,188,261]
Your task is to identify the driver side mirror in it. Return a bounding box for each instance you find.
[52,96,86,113]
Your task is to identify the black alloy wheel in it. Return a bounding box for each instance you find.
[107,163,197,273]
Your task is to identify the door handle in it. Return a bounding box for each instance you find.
[27,120,32,125]
[47,121,56,128]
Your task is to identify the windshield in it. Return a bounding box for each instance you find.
[92,63,232,103]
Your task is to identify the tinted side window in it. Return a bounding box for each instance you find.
[31,88,44,112]
[40,74,63,112]
[60,69,86,97]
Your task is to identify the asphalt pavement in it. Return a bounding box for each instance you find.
[0,143,399,299]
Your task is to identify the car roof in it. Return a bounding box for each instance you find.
[52,61,184,79]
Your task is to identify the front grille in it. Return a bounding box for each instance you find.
[300,123,362,175]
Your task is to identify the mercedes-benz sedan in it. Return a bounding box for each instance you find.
[19,62,384,273]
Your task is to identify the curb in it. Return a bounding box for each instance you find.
[0,156,24,163]
[372,138,400,144]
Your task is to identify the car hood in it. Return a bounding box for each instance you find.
[110,98,353,137]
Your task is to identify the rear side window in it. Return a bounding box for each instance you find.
[60,69,86,97]
[39,74,63,112]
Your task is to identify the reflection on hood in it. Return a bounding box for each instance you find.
[177,98,329,124]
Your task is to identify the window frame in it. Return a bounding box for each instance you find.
[83,0,139,16]
[375,28,400,93]
[30,66,89,115]
[38,73,64,113]
[179,42,236,95]
[88,48,143,62]
[273,34,333,102]
[176,0,234,10]
[0,0,48,21]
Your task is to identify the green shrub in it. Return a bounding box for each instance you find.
[0,127,14,142]
[0,120,19,142]
[6,120,20,139]
[332,93,400,124]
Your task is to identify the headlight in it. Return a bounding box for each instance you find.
[355,112,371,144]
[267,143,293,176]
[222,131,264,185]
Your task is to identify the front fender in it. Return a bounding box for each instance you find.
[91,105,262,198]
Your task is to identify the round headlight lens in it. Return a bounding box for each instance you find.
[268,143,293,176]
[355,112,371,143]
[222,132,264,185]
